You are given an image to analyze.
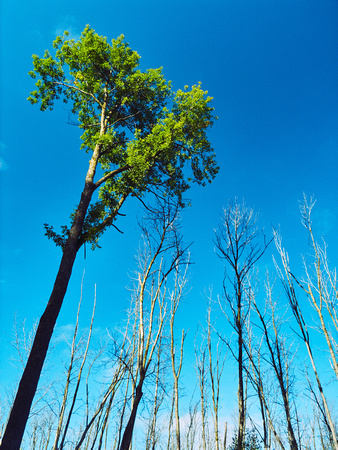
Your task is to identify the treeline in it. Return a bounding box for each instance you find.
[1,196,337,450]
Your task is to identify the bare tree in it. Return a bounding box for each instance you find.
[243,313,273,450]
[185,399,199,450]
[170,297,187,450]
[119,201,189,450]
[250,279,299,450]
[206,307,226,450]
[195,341,208,450]
[73,329,128,449]
[145,337,166,450]
[274,231,338,449]
[298,196,338,380]
[214,201,270,449]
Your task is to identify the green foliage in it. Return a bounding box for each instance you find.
[29,25,218,249]
[228,429,262,450]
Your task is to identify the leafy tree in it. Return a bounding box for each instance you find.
[1,25,218,449]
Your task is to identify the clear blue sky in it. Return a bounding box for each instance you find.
[0,0,337,424]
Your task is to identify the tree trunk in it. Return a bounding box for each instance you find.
[280,384,298,450]
[119,382,143,450]
[0,184,94,450]
[174,378,181,450]
[223,422,227,450]
[237,339,245,449]
[237,288,245,450]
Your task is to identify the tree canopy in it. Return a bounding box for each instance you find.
[28,25,218,249]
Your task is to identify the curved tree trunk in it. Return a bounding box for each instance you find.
[0,184,94,450]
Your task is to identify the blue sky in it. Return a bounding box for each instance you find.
[0,0,337,431]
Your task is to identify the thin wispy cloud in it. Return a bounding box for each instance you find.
[0,143,8,171]
[54,17,81,41]
[0,157,8,171]
[313,208,336,235]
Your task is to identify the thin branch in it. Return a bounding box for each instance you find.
[53,81,103,107]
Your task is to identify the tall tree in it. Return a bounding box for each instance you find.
[214,202,269,449]
[119,201,188,450]
[250,282,299,450]
[1,26,218,449]
[274,197,338,450]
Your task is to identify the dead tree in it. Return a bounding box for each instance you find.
[250,279,299,450]
[214,201,271,449]
[207,307,226,450]
[274,231,338,450]
[119,201,190,450]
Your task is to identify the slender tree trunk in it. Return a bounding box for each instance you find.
[171,328,185,450]
[280,384,298,449]
[174,375,181,450]
[119,381,144,450]
[237,287,246,449]
[1,184,94,450]
[223,422,227,450]
[214,203,270,450]
[166,394,175,450]
[195,345,207,450]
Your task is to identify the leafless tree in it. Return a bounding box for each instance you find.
[118,201,190,450]
[206,306,226,450]
[73,329,128,449]
[214,200,271,449]
[185,399,199,450]
[170,280,187,450]
[298,196,338,380]
[195,341,208,450]
[243,312,278,450]
[274,229,338,449]
[145,336,166,450]
[249,278,299,449]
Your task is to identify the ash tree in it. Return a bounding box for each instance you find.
[1,25,218,449]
